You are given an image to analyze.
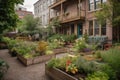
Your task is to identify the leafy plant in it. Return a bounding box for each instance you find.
[66,63,78,74]
[100,64,116,80]
[74,37,87,52]
[47,58,60,68]
[48,39,64,50]
[36,41,48,55]
[0,59,9,80]
[101,48,120,79]
[85,71,109,80]
[47,56,77,70]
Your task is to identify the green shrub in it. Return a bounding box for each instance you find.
[101,48,120,79]
[0,59,9,80]
[47,34,76,43]
[47,58,60,68]
[85,71,109,80]
[48,39,64,49]
[75,56,114,77]
[74,38,87,52]
[100,64,116,80]
[94,51,102,58]
[75,56,87,73]
[47,56,77,69]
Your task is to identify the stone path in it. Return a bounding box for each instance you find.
[0,49,68,80]
[0,49,50,80]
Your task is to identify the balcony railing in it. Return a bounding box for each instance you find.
[50,10,85,23]
[62,10,85,23]
[50,0,67,9]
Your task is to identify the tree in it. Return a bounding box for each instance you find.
[0,0,24,34]
[95,0,120,42]
[46,17,61,35]
[18,15,42,34]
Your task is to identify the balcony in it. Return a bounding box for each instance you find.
[50,10,85,23]
[49,0,67,9]
[62,10,85,23]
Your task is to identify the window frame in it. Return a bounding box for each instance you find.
[89,20,94,36]
[89,0,102,11]
[88,19,106,36]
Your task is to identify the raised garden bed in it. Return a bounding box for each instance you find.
[17,54,55,66]
[53,48,67,54]
[45,64,78,80]
[17,55,33,66]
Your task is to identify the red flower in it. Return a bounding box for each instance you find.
[66,60,71,67]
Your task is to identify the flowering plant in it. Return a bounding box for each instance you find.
[66,60,78,74]
[74,37,87,52]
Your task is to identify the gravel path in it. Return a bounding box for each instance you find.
[0,49,50,80]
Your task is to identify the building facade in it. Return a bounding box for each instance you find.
[49,0,116,41]
[34,0,55,27]
[15,5,33,19]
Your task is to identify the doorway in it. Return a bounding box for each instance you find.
[77,23,83,38]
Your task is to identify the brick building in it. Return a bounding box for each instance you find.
[34,0,55,27]
[16,5,33,19]
[49,0,118,41]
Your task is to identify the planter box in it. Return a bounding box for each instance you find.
[33,54,55,64]
[17,55,33,66]
[45,64,78,80]
[17,54,55,66]
[53,48,67,54]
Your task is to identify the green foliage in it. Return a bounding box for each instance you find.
[95,3,112,25]
[74,38,87,52]
[75,56,114,77]
[48,34,76,43]
[18,15,42,34]
[47,58,60,68]
[101,48,120,78]
[66,64,78,74]
[94,51,102,58]
[49,17,61,28]
[0,0,24,34]
[3,37,18,50]
[0,59,9,80]
[100,64,116,80]
[36,41,48,55]
[75,56,87,73]
[95,0,120,26]
[48,39,64,49]
[85,71,109,80]
[47,56,77,69]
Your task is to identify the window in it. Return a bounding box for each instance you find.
[101,23,106,35]
[71,24,74,34]
[102,0,107,3]
[89,20,106,36]
[89,0,101,11]
[95,0,101,9]
[89,20,93,35]
[94,20,99,35]
[89,0,94,11]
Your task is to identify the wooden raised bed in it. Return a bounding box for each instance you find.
[17,55,33,66]
[53,48,67,54]
[17,54,55,66]
[33,54,55,64]
[45,64,78,80]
